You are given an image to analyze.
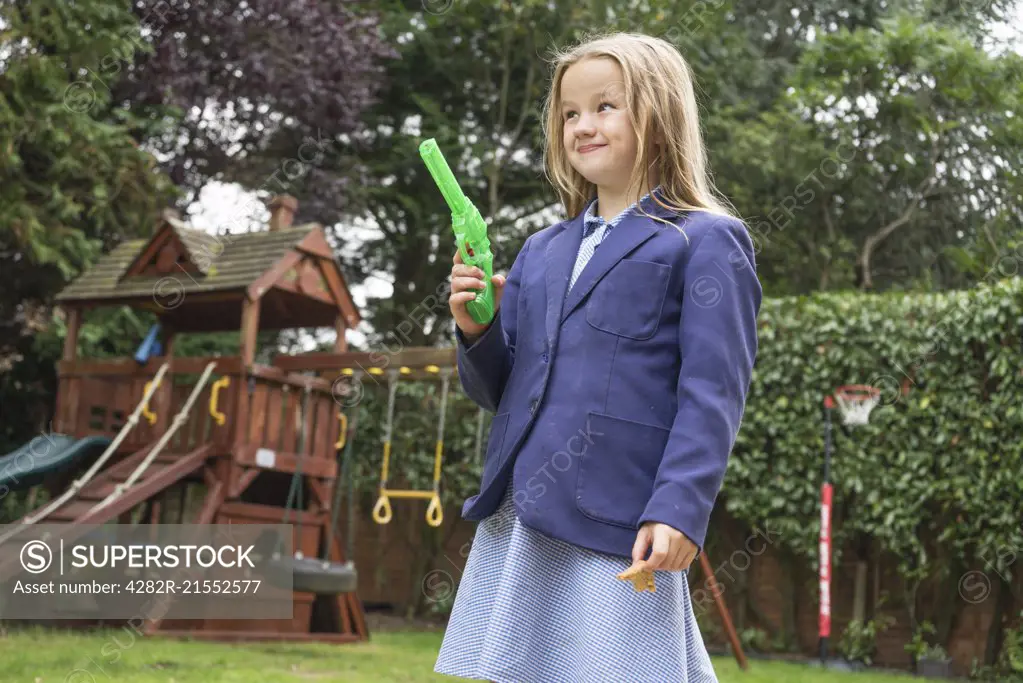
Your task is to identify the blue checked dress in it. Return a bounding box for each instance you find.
[434,191,719,683]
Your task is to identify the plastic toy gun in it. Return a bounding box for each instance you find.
[419,138,495,325]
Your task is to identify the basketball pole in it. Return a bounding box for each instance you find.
[819,395,835,666]
[817,386,878,668]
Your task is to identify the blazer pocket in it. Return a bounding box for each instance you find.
[480,411,511,487]
[575,411,672,529]
[585,259,672,340]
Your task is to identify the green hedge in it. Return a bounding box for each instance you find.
[344,277,1023,574]
[339,276,1023,642]
[728,275,1023,584]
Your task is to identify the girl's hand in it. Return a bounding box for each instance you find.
[449,249,506,342]
[628,521,698,574]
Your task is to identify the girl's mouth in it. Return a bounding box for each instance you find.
[578,144,606,154]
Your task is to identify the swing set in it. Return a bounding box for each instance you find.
[282,358,487,530]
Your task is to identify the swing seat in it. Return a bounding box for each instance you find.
[373,488,444,527]
[266,554,358,595]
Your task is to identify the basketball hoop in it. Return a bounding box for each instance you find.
[830,385,880,426]
[817,383,879,663]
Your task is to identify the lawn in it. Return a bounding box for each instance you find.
[0,626,928,683]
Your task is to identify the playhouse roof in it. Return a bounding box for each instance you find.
[55,210,361,334]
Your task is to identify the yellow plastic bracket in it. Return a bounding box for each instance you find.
[335,411,348,450]
[209,376,230,426]
[142,381,158,425]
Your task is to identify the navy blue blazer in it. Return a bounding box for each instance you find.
[455,190,762,559]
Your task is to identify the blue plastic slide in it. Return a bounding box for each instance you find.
[0,434,113,492]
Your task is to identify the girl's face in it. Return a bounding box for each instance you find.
[560,57,639,193]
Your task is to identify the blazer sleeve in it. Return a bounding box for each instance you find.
[638,216,762,551]
[454,235,531,412]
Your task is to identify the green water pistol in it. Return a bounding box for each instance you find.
[419,138,496,325]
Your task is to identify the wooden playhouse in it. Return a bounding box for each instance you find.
[1,195,400,642]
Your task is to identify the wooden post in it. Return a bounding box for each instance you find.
[334,313,348,352]
[157,326,177,436]
[62,307,81,361]
[233,295,262,459]
[239,297,261,367]
[698,552,749,670]
[163,326,177,359]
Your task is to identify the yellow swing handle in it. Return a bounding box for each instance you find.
[425,370,451,528]
[425,439,444,527]
[372,369,449,528]
[370,435,444,528]
[372,441,393,524]
[373,370,399,525]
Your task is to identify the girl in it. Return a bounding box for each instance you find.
[435,31,761,683]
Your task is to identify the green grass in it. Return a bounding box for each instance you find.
[0,626,927,682]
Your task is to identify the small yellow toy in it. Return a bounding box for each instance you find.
[617,564,656,593]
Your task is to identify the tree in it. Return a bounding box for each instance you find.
[338,0,1022,345]
[748,14,1023,292]
[333,0,590,348]
[0,0,178,449]
[108,0,397,225]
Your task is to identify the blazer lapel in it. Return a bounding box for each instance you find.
[559,214,657,322]
[560,192,682,322]
[543,214,583,343]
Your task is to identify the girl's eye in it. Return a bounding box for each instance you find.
[564,103,614,121]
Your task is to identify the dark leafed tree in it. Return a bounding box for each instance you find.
[110,0,397,224]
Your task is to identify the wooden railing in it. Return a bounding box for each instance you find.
[53,357,341,478]
[232,366,341,479]
[55,356,242,452]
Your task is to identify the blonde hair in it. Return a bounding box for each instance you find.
[541,31,737,224]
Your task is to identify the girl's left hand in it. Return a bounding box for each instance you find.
[628,521,698,573]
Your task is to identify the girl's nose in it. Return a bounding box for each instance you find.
[574,112,597,135]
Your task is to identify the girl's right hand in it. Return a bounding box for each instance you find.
[449,249,506,343]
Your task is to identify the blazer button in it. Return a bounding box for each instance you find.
[541,351,549,363]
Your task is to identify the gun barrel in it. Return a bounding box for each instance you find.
[419,139,466,214]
